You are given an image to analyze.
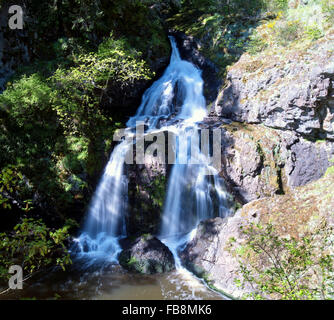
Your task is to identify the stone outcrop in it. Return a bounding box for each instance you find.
[217,122,334,202]
[214,34,334,141]
[119,235,175,274]
[126,129,172,235]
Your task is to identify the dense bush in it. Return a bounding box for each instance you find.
[0,34,153,221]
[0,218,73,284]
[244,0,334,55]
[232,223,334,300]
[1,1,170,282]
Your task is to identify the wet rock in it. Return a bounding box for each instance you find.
[126,130,171,235]
[180,216,248,298]
[119,235,175,274]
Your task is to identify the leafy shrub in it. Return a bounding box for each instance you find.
[0,166,32,211]
[0,33,152,215]
[232,223,334,300]
[263,0,288,12]
[0,218,72,283]
[275,20,303,44]
[0,74,54,128]
[247,34,269,55]
[305,25,324,40]
[51,35,152,136]
[321,0,334,23]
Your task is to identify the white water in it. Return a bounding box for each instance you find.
[75,142,130,263]
[75,37,232,276]
[127,37,207,129]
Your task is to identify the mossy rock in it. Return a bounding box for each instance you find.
[119,235,175,274]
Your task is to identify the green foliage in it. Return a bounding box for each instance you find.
[325,165,334,177]
[0,165,32,211]
[234,223,334,300]
[321,0,334,23]
[51,35,152,136]
[305,25,324,40]
[275,20,303,44]
[247,34,269,55]
[0,218,72,282]
[150,175,167,208]
[168,0,264,73]
[263,0,288,12]
[0,74,53,128]
[0,74,73,213]
[28,0,170,64]
[0,33,153,217]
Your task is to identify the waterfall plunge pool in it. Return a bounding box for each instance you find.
[3,260,225,300]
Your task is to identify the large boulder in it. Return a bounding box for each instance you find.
[119,235,175,274]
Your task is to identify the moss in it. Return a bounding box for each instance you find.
[202,272,238,300]
[325,165,334,177]
[234,201,243,211]
[149,175,167,209]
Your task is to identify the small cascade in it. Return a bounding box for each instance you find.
[159,126,232,269]
[75,36,233,270]
[126,37,206,129]
[74,141,130,262]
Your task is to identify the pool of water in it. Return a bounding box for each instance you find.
[1,259,225,300]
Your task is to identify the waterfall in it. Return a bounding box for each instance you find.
[126,37,207,129]
[74,36,232,267]
[74,141,130,262]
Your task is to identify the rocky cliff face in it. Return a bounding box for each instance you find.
[202,33,334,203]
[218,122,333,202]
[214,34,334,141]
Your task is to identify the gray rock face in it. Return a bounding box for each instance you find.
[286,139,331,187]
[180,216,248,298]
[213,122,334,203]
[119,235,175,274]
[214,36,334,141]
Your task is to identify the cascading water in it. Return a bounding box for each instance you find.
[74,141,130,263]
[126,37,207,129]
[75,36,232,272]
